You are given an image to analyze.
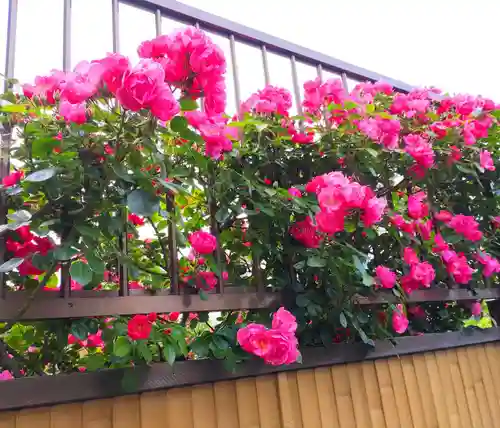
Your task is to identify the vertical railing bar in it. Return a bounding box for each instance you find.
[290,55,303,116]
[208,193,225,294]
[261,45,270,85]
[155,8,162,36]
[4,0,17,85]
[118,210,128,296]
[62,0,72,72]
[316,64,323,82]
[0,0,18,298]
[341,72,349,91]
[112,0,120,53]
[229,35,241,109]
[167,195,179,294]
[60,265,71,298]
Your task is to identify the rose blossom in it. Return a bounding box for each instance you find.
[2,171,23,187]
[128,213,145,226]
[189,230,217,254]
[470,302,482,317]
[480,150,495,172]
[392,304,409,334]
[375,266,397,289]
[116,59,179,121]
[237,307,299,366]
[127,314,152,340]
[407,191,428,219]
[0,371,13,381]
[272,307,298,334]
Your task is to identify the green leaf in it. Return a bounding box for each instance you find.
[85,253,105,274]
[137,341,153,363]
[190,337,210,358]
[212,335,229,351]
[70,261,93,286]
[114,336,132,358]
[199,290,209,301]
[127,189,159,217]
[54,246,80,261]
[163,343,176,365]
[364,148,379,158]
[0,257,24,272]
[7,210,31,223]
[339,312,348,328]
[170,116,189,133]
[24,168,57,182]
[343,100,358,110]
[352,255,366,275]
[83,354,106,371]
[31,137,60,158]
[70,321,89,341]
[179,97,199,111]
[293,260,305,270]
[0,103,29,113]
[307,256,327,268]
[76,225,101,239]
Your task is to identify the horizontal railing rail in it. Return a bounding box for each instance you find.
[0,327,498,411]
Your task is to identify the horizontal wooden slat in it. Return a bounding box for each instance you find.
[0,291,281,320]
[0,286,498,320]
[0,328,499,411]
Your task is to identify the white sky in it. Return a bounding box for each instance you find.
[1,0,500,114]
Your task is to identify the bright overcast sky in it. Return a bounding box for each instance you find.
[1,0,499,113]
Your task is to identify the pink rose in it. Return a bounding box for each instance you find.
[237,323,299,366]
[0,370,13,381]
[272,307,297,334]
[362,196,387,226]
[2,170,23,187]
[480,150,495,172]
[392,304,409,334]
[59,100,87,124]
[315,210,345,234]
[448,215,483,242]
[94,53,131,93]
[409,261,435,287]
[189,230,217,254]
[471,302,482,317]
[195,271,218,291]
[262,330,299,366]
[476,253,500,277]
[116,59,179,121]
[288,187,302,198]
[407,191,428,219]
[403,248,419,265]
[375,265,396,289]
[289,217,323,248]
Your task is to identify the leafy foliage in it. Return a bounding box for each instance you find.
[0,27,498,379]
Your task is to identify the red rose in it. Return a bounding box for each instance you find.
[127,314,152,340]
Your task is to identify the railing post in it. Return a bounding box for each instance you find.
[63,0,72,72]
[0,0,18,298]
[112,0,120,53]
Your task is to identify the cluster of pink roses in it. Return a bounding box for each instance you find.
[138,27,226,116]
[240,85,293,116]
[22,26,227,130]
[290,171,386,248]
[237,307,299,366]
[375,188,500,293]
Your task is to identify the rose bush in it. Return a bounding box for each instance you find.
[0,26,498,379]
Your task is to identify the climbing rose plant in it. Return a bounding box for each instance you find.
[0,26,498,380]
